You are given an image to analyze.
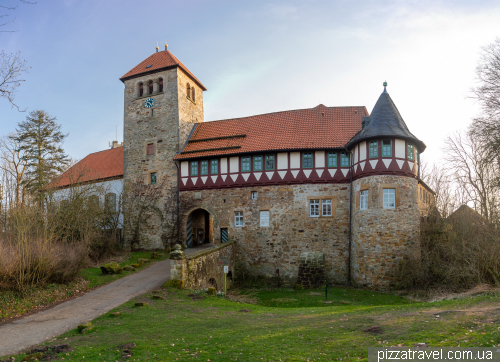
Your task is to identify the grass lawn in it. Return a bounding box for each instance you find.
[12,286,500,362]
[0,251,168,320]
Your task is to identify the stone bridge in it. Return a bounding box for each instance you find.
[170,240,235,291]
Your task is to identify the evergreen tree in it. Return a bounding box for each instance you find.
[12,110,68,194]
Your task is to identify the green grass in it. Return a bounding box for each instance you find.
[0,251,168,320]
[11,287,500,362]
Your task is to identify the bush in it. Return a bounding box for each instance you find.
[397,209,500,290]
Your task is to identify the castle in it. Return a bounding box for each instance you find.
[49,45,434,288]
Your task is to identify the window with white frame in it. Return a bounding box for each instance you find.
[251,191,257,200]
[260,211,270,226]
[322,199,332,216]
[235,211,243,226]
[383,189,396,209]
[310,200,320,217]
[360,190,368,210]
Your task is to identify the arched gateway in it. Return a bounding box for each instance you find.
[185,208,215,248]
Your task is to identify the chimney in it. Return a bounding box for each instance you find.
[111,141,123,149]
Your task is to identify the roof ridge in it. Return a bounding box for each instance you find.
[202,105,368,125]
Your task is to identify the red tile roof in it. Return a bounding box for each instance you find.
[174,105,368,160]
[44,147,123,190]
[120,49,207,90]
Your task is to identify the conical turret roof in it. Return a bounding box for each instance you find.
[346,86,425,151]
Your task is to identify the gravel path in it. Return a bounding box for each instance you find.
[0,259,171,357]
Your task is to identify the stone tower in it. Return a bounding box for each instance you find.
[120,46,206,249]
[346,83,426,289]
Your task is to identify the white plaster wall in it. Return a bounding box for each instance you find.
[395,139,406,158]
[220,158,228,173]
[181,161,189,177]
[230,157,239,173]
[290,152,300,168]
[277,153,288,170]
[51,178,124,228]
[359,141,366,161]
[315,151,325,168]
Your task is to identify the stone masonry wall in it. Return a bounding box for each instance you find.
[351,175,420,289]
[180,183,351,285]
[122,66,204,249]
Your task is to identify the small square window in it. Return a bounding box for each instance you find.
[241,156,251,172]
[328,152,337,167]
[310,200,320,217]
[201,160,208,175]
[303,152,313,168]
[235,211,243,227]
[322,199,332,216]
[260,211,269,227]
[383,189,395,209]
[211,159,218,174]
[360,190,368,210]
[251,191,257,200]
[147,143,154,155]
[191,161,198,176]
[253,155,263,171]
[150,172,157,185]
[340,153,349,167]
[382,139,392,157]
[407,143,415,161]
[265,155,275,170]
[369,141,378,158]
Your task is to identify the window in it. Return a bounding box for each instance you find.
[158,78,163,93]
[360,190,368,210]
[303,152,313,168]
[341,152,349,167]
[251,191,257,200]
[147,143,154,155]
[407,143,415,161]
[328,152,337,167]
[192,87,196,102]
[187,83,191,98]
[138,82,143,97]
[210,159,218,174]
[253,155,263,171]
[105,193,116,213]
[150,172,157,185]
[148,80,153,94]
[260,211,270,227]
[310,200,320,217]
[88,195,99,209]
[383,189,395,209]
[241,156,251,172]
[265,154,275,170]
[191,161,198,176]
[382,139,392,157]
[235,211,243,227]
[322,199,332,216]
[369,141,378,158]
[200,160,208,175]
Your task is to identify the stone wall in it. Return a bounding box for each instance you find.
[170,241,235,291]
[122,66,204,249]
[351,175,420,289]
[180,183,351,285]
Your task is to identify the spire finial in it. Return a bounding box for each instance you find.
[156,41,159,53]
[383,80,387,93]
[164,39,168,50]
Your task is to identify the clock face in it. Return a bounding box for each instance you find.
[144,98,155,108]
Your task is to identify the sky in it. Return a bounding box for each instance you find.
[1,0,499,166]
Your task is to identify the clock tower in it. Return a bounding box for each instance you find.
[120,45,206,249]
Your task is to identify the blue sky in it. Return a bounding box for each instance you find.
[1,0,500,164]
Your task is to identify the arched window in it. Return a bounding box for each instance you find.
[88,195,99,210]
[192,86,195,102]
[138,82,143,97]
[148,80,154,94]
[158,78,163,93]
[187,83,191,98]
[105,193,116,213]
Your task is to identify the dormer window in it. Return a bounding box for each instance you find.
[158,78,163,93]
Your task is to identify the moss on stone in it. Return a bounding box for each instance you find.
[166,279,184,289]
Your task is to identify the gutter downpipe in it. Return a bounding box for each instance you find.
[347,148,353,286]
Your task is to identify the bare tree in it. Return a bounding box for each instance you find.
[0,51,28,110]
[444,131,500,222]
[0,133,28,206]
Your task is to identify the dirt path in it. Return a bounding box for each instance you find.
[0,259,171,357]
